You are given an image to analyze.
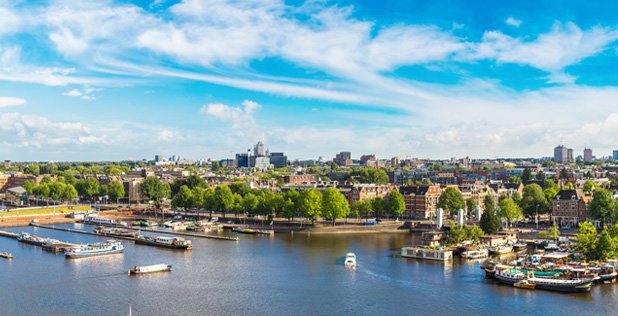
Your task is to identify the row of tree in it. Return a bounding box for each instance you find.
[23,176,125,205]
[576,222,618,261]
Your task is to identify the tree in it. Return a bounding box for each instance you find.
[299,188,322,223]
[242,192,259,216]
[583,180,598,195]
[560,167,569,180]
[214,186,235,218]
[140,176,170,211]
[498,198,523,228]
[589,188,615,226]
[465,225,485,242]
[521,184,549,216]
[575,222,598,259]
[507,176,522,184]
[106,180,125,205]
[229,182,251,196]
[480,208,500,234]
[355,167,389,184]
[446,221,467,245]
[321,187,350,225]
[521,168,532,182]
[465,198,477,215]
[370,197,385,218]
[595,229,616,261]
[385,190,405,218]
[77,177,100,200]
[535,171,546,181]
[171,185,193,211]
[354,199,373,222]
[539,226,560,240]
[438,187,465,216]
[484,195,496,214]
[63,184,78,202]
[23,180,36,194]
[201,188,216,218]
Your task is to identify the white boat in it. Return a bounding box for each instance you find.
[344,253,357,269]
[85,217,116,226]
[65,240,124,258]
[461,248,489,259]
[490,245,513,255]
[401,247,453,261]
[128,264,172,275]
[493,265,526,285]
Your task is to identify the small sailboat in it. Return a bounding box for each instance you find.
[344,253,357,269]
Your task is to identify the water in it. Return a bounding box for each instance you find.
[1,224,618,316]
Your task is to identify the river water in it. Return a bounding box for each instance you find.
[1,224,617,316]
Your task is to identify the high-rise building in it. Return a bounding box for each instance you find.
[583,148,592,163]
[613,150,618,161]
[254,141,265,157]
[360,154,376,166]
[269,152,287,168]
[154,154,164,162]
[553,145,572,163]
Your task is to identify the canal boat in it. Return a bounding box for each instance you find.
[344,253,357,269]
[513,280,535,289]
[493,265,526,285]
[65,240,124,258]
[85,217,117,226]
[461,248,489,259]
[527,277,594,293]
[94,227,138,238]
[512,241,528,252]
[233,226,257,234]
[489,245,513,255]
[0,252,13,259]
[17,232,59,246]
[128,264,172,275]
[134,235,192,250]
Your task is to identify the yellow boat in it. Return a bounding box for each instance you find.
[514,280,535,289]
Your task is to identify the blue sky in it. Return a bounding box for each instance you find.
[1,0,618,161]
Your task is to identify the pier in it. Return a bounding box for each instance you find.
[32,223,240,241]
[0,229,79,252]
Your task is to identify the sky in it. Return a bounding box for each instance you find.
[1,0,618,162]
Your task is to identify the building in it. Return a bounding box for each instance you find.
[554,145,573,163]
[6,186,28,206]
[551,189,588,227]
[334,152,352,166]
[269,152,288,168]
[360,154,376,166]
[284,174,319,184]
[235,153,251,168]
[583,148,593,163]
[254,141,265,157]
[122,179,144,203]
[339,184,391,208]
[3,160,11,168]
[613,150,618,161]
[154,154,164,162]
[398,185,442,219]
[253,156,272,170]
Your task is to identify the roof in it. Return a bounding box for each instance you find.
[554,189,584,201]
[399,185,431,196]
[542,252,570,259]
[7,186,27,195]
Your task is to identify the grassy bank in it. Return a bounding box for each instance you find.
[0,205,91,217]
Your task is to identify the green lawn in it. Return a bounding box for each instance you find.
[0,205,91,217]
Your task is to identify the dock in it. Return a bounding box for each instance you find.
[32,223,240,241]
[0,230,18,239]
[0,229,79,252]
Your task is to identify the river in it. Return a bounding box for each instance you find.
[0,224,617,315]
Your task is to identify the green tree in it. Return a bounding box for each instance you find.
[535,171,546,181]
[201,188,217,218]
[299,188,323,223]
[171,185,193,211]
[107,180,125,204]
[465,225,485,242]
[370,197,385,218]
[438,187,465,216]
[446,221,466,245]
[214,185,235,218]
[354,199,373,222]
[140,176,170,211]
[484,194,496,214]
[575,222,598,259]
[521,184,549,216]
[385,190,405,218]
[521,168,532,182]
[321,187,350,225]
[560,167,569,180]
[595,229,616,261]
[498,198,523,228]
[465,198,477,215]
[480,208,500,234]
[76,177,100,200]
[63,184,78,202]
[507,176,522,184]
[242,192,259,216]
[355,167,389,184]
[539,226,560,240]
[589,188,615,226]
[23,180,36,194]
[583,180,598,195]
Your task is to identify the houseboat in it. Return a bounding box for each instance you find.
[94,227,138,238]
[17,232,59,246]
[85,217,116,226]
[401,247,453,261]
[134,235,192,250]
[528,277,594,293]
[489,245,513,255]
[461,248,489,259]
[65,240,124,258]
[493,265,526,285]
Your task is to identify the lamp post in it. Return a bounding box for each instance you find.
[535,204,539,230]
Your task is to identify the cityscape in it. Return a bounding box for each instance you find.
[2,1,618,316]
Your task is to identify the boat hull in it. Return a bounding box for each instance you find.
[134,238,192,250]
[65,249,124,259]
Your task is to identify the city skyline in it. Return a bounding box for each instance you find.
[1,0,618,161]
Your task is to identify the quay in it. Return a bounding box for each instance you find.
[0,230,19,239]
[0,229,79,252]
[32,223,239,241]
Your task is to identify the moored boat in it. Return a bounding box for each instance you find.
[94,227,138,238]
[128,264,172,275]
[134,235,192,249]
[512,241,528,252]
[528,277,594,293]
[65,240,124,258]
[514,279,535,289]
[490,245,513,255]
[461,248,489,259]
[17,232,59,246]
[493,265,526,285]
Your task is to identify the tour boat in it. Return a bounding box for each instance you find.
[0,252,13,259]
[128,264,172,275]
[344,253,357,269]
[17,232,59,246]
[85,217,117,226]
[528,277,594,293]
[134,235,192,250]
[65,240,124,258]
[493,265,526,285]
[489,245,513,255]
[461,248,489,259]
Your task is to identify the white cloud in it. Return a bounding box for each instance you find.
[62,86,101,100]
[158,129,181,142]
[0,97,26,108]
[201,100,261,128]
[505,17,522,27]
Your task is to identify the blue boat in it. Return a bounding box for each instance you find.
[65,240,124,258]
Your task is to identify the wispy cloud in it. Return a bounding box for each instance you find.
[0,97,26,108]
[505,17,522,27]
[62,86,102,100]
